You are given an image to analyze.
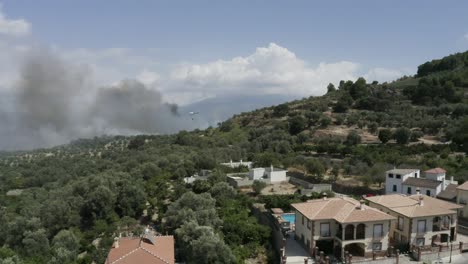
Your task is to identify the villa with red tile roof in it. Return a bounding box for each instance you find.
[365,193,462,251]
[105,233,174,264]
[292,196,394,260]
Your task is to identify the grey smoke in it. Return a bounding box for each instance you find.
[0,50,193,150]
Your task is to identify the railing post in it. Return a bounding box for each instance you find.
[348,254,353,264]
[304,257,308,264]
[320,251,324,263]
[325,256,330,264]
[417,246,422,261]
[315,247,319,259]
[460,241,463,254]
[344,250,349,264]
[372,251,376,260]
[396,249,400,264]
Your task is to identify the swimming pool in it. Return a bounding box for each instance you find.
[281,213,295,224]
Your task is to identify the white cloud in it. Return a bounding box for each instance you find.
[0,41,407,106]
[0,6,31,36]
[169,43,360,100]
[136,70,160,86]
[364,67,405,83]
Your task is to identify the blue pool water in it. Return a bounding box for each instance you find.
[282,213,295,224]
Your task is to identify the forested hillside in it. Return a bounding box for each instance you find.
[1,51,468,264]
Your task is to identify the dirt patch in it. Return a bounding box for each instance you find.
[312,126,379,144]
[260,182,298,195]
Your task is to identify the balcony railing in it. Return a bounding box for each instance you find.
[432,224,449,232]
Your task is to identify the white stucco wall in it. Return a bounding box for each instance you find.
[457,189,468,218]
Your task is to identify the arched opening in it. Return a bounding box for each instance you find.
[356,224,365,239]
[344,243,365,257]
[345,224,355,240]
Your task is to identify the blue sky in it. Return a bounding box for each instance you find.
[4,1,468,67]
[1,0,468,103]
[1,0,468,149]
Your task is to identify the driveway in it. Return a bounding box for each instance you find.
[284,232,313,264]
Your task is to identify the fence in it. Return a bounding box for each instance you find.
[332,183,384,196]
[299,246,399,264]
[410,242,467,262]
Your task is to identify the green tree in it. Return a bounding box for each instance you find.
[176,222,236,264]
[165,192,221,231]
[394,127,411,145]
[378,129,392,144]
[209,182,237,203]
[333,93,353,113]
[252,180,267,195]
[288,116,307,135]
[452,117,468,153]
[21,229,49,257]
[327,83,336,93]
[49,230,80,264]
[273,104,289,117]
[305,159,325,180]
[345,131,361,146]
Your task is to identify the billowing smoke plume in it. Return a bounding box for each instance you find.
[0,50,193,150]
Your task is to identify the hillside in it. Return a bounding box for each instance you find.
[1,51,468,263]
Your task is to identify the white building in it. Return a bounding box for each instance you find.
[220,160,253,169]
[385,168,455,197]
[456,182,468,218]
[248,165,287,183]
[385,169,420,194]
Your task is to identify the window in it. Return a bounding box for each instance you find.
[373,224,383,239]
[307,220,311,229]
[398,216,404,231]
[415,172,418,178]
[407,187,412,194]
[372,242,382,251]
[426,190,431,196]
[393,185,397,192]
[417,220,426,234]
[388,173,394,178]
[416,238,425,246]
[396,174,401,179]
[320,223,331,237]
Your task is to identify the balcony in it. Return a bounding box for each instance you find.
[432,224,449,232]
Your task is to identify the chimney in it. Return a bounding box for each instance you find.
[359,199,365,210]
[419,196,424,206]
[322,192,328,200]
[113,237,119,248]
[416,188,420,195]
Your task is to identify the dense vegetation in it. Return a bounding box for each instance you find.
[1,51,468,263]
